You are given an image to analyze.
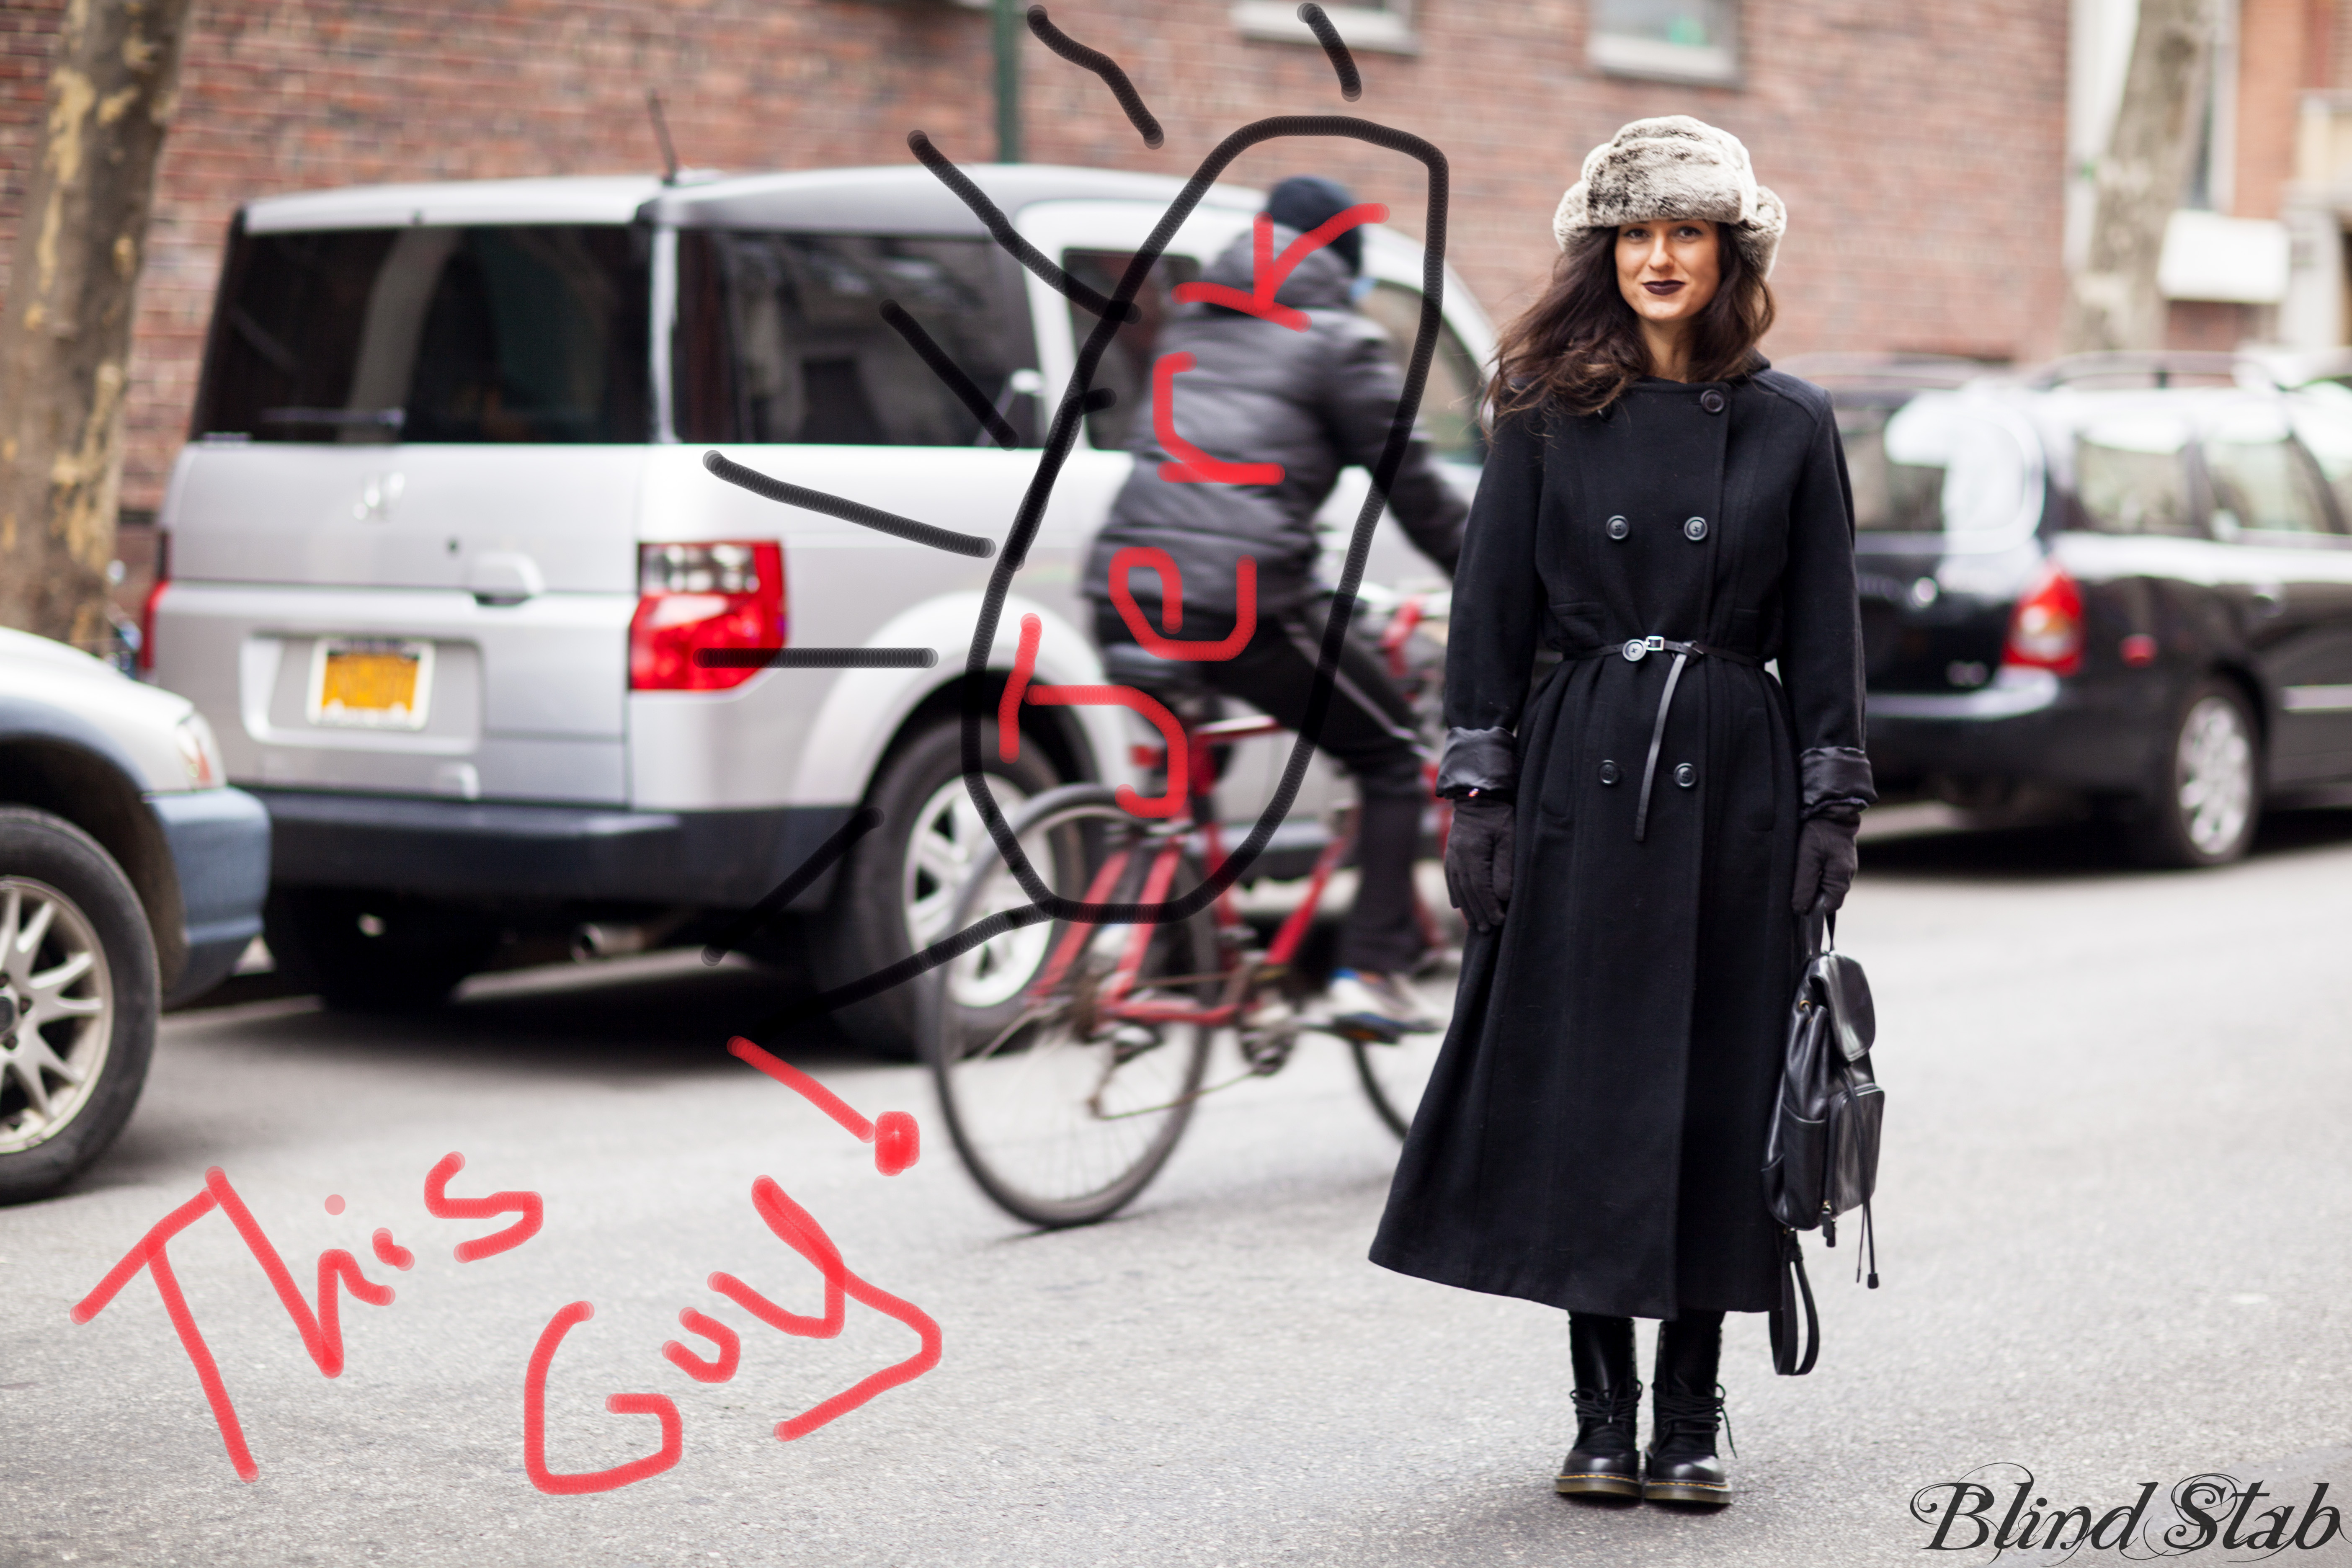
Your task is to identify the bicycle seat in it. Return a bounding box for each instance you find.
[1100,642,1220,723]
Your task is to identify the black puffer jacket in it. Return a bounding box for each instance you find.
[1084,226,1467,617]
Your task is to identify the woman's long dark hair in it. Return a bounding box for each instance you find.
[1488,222,1775,420]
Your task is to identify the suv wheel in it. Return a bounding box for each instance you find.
[812,717,1060,1057]
[0,808,160,1204]
[2129,678,2261,868]
[265,889,503,1012]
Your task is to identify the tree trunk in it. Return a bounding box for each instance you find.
[0,0,196,651]
[2062,0,2217,354]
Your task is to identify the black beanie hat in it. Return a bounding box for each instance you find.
[1265,175,1363,274]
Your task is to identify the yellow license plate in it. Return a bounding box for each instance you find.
[308,639,434,730]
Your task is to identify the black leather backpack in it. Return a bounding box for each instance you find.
[1760,904,1882,1374]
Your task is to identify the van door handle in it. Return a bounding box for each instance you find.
[468,551,544,605]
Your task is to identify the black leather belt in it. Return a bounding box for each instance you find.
[1563,638,1763,841]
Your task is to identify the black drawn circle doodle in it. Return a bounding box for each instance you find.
[727,103,1451,1034]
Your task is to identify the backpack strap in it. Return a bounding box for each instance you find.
[1803,897,1834,959]
[1769,1228,1821,1376]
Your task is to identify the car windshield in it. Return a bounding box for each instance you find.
[193,224,652,444]
[1840,393,2037,539]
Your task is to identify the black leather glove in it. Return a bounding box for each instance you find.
[1444,797,1515,933]
[1792,813,1860,915]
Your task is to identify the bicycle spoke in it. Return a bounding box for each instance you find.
[926,792,1215,1227]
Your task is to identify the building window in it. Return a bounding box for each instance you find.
[1589,0,1739,86]
[1231,1,1418,56]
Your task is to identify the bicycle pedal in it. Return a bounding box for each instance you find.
[1239,1032,1297,1075]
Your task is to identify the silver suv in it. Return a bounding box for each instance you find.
[150,164,1489,1048]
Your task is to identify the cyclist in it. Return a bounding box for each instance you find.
[1084,175,1468,1038]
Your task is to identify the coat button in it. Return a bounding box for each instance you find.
[1606,514,1629,540]
[1700,388,1726,414]
[1599,759,1621,786]
[1674,763,1698,788]
[1684,516,1709,542]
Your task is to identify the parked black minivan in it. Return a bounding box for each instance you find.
[1819,352,2352,866]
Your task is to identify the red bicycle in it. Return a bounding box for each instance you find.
[920,593,1452,1228]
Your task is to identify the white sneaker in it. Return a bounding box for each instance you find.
[1316,969,1440,1039]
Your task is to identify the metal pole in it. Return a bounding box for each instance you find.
[993,0,1022,163]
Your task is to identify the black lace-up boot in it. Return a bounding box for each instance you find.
[1555,1313,1642,1498]
[1644,1312,1733,1506]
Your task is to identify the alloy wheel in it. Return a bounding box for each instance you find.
[2174,694,2254,861]
[0,878,115,1155]
[902,775,1054,1009]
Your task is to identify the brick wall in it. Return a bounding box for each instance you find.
[2235,0,2306,222]
[2,0,2069,514]
[0,0,70,304]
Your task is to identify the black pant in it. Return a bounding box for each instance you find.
[1094,597,1428,975]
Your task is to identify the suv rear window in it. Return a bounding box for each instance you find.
[1359,281,1487,466]
[1060,248,1200,454]
[2072,416,2196,536]
[1839,393,2037,538]
[2204,405,2339,537]
[673,232,1037,446]
[193,224,652,444]
[2289,382,2352,524]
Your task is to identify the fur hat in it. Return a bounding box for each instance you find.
[1552,116,1786,279]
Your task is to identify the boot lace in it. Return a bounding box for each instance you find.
[1568,1382,1642,1452]
[1650,1383,1737,1460]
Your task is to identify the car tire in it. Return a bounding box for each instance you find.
[2127,678,2262,869]
[811,717,1061,1058]
[0,807,160,1204]
[264,888,502,1012]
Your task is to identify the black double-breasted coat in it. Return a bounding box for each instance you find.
[1369,365,1875,1320]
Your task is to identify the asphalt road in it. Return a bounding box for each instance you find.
[8,808,2352,1568]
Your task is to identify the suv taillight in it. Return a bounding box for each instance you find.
[137,529,170,675]
[629,542,785,691]
[2003,561,2084,676]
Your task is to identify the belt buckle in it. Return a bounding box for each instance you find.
[1623,635,1665,662]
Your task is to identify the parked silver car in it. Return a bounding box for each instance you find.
[1,627,269,1200]
[149,165,1489,1048]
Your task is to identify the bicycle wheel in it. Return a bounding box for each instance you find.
[923,785,1217,1228]
[1352,1027,1446,1139]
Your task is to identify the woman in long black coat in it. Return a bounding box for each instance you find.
[1369,117,1875,1506]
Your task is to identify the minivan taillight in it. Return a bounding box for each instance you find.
[137,530,170,675]
[2003,561,2084,676]
[629,542,785,691]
